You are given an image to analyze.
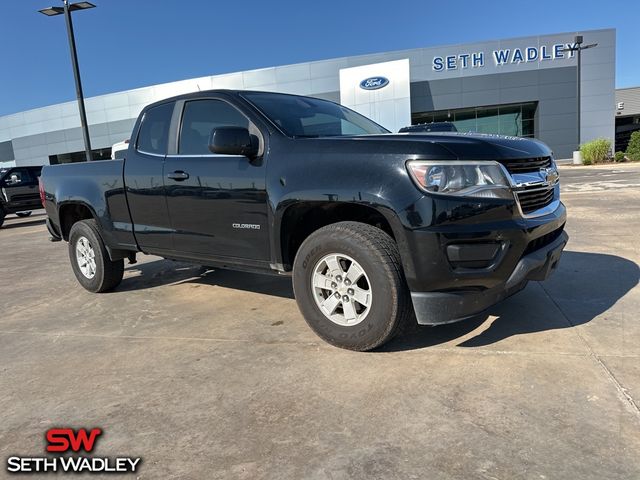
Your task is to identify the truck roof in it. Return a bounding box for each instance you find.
[141,89,326,111]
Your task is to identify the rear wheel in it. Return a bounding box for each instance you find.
[293,221,412,351]
[0,207,4,228]
[16,211,32,218]
[68,219,124,292]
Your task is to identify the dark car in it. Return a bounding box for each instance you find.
[40,90,567,351]
[0,166,43,227]
[399,122,458,133]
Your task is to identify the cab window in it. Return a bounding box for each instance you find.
[179,100,249,155]
[4,168,33,186]
[137,103,174,155]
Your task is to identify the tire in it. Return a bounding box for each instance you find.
[293,221,412,351]
[0,207,4,228]
[16,211,32,218]
[68,219,124,293]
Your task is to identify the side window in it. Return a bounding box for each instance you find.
[179,100,249,155]
[113,148,127,159]
[137,102,174,155]
[5,168,32,186]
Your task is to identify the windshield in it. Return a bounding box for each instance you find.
[241,92,390,137]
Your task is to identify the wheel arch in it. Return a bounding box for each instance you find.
[277,201,405,271]
[59,202,129,261]
[58,202,98,241]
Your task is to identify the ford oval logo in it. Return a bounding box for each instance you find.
[359,76,389,90]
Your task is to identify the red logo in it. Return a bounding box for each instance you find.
[46,428,102,453]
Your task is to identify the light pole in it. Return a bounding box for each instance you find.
[39,1,96,162]
[561,35,598,148]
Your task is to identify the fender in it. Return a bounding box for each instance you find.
[56,200,131,261]
[270,184,421,278]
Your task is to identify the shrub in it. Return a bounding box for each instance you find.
[626,131,640,162]
[580,138,611,164]
[614,151,626,162]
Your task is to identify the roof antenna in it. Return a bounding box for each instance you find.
[196,83,201,91]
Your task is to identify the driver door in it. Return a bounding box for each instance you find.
[163,98,269,261]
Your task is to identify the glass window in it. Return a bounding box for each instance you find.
[522,103,536,121]
[113,148,127,159]
[521,119,535,138]
[4,168,32,185]
[412,112,434,124]
[453,109,476,133]
[475,107,499,134]
[179,100,249,155]
[49,148,111,164]
[137,102,174,155]
[498,105,521,136]
[413,102,538,138]
[242,92,389,137]
[432,112,452,123]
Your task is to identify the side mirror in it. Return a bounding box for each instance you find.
[209,127,258,158]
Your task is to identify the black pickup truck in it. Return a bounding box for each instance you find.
[41,90,567,351]
[0,165,43,227]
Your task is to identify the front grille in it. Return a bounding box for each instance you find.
[523,224,565,256]
[515,186,555,214]
[499,156,552,174]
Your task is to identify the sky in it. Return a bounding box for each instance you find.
[0,0,638,116]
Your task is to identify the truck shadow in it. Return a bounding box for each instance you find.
[119,251,637,352]
[1,215,46,230]
[119,260,295,299]
[381,251,639,352]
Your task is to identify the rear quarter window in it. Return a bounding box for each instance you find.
[136,103,174,155]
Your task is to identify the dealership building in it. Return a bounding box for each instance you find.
[0,28,626,167]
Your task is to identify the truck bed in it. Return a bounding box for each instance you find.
[41,159,136,250]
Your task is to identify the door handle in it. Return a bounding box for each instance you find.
[167,171,189,181]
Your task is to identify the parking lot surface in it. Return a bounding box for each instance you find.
[1,164,639,479]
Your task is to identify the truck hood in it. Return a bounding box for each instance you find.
[317,132,553,160]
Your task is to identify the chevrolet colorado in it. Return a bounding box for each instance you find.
[41,90,567,351]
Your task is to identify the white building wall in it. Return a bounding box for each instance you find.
[338,59,411,133]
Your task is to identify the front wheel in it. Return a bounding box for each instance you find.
[293,221,413,351]
[68,219,124,293]
[16,211,32,218]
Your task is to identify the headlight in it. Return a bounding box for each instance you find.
[407,160,514,200]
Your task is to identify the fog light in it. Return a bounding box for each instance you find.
[446,243,502,269]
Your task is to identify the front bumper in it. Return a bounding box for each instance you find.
[411,229,568,325]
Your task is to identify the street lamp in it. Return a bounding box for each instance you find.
[39,1,96,162]
[561,35,598,148]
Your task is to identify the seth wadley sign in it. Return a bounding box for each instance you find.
[432,42,578,71]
